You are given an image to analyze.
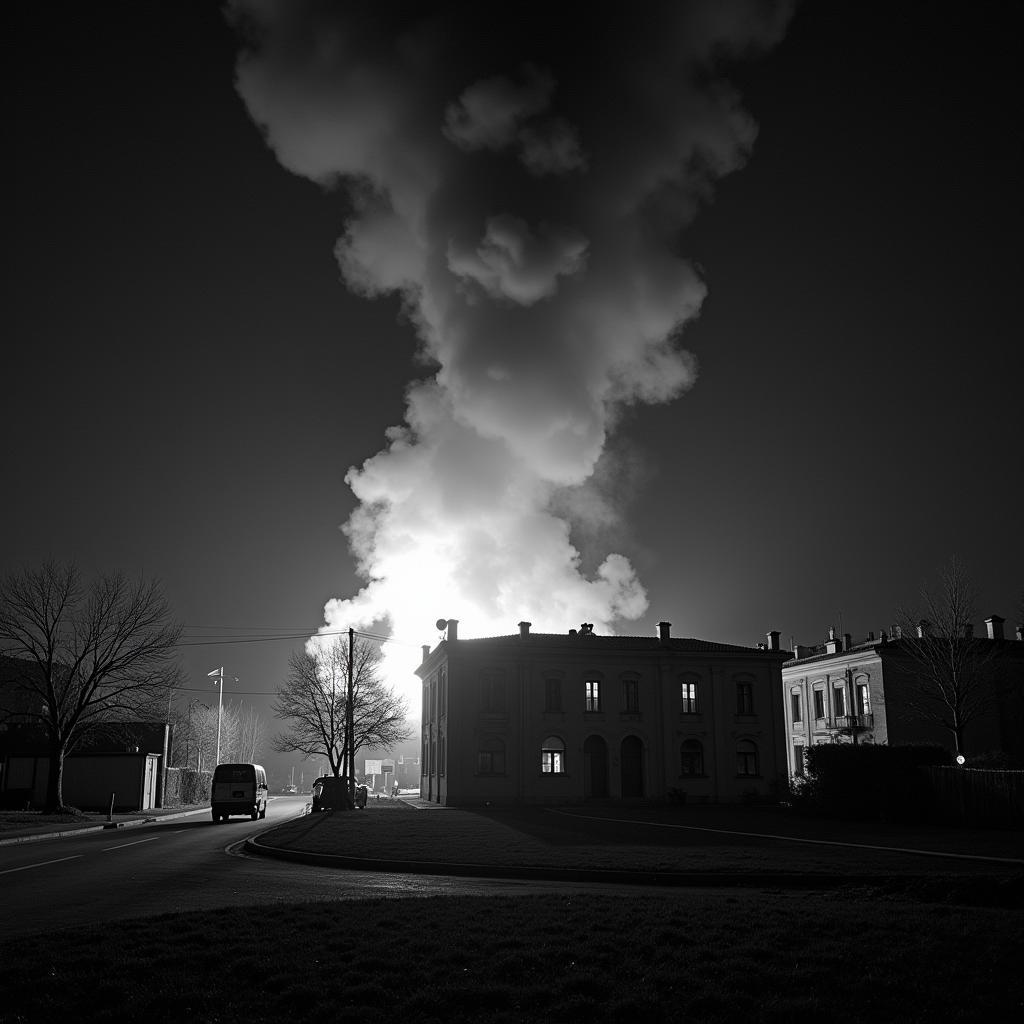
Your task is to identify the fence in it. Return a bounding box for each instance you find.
[164,767,213,807]
[919,766,1024,826]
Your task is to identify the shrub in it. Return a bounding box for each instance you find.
[795,744,953,821]
[965,750,1023,770]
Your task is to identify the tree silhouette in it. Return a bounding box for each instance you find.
[272,636,410,791]
[0,562,182,811]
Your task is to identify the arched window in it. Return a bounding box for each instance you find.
[541,736,565,774]
[477,736,505,775]
[736,739,759,777]
[680,739,704,776]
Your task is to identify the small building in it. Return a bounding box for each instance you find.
[417,619,789,806]
[782,617,1024,777]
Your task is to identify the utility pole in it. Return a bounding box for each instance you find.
[347,627,355,806]
[207,667,224,766]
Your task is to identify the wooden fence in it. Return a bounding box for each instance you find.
[919,766,1024,826]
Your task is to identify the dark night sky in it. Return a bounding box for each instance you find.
[7,2,1022,779]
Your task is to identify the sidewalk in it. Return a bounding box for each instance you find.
[0,804,211,845]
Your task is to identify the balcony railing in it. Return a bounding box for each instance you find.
[832,713,874,732]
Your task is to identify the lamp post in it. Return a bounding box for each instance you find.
[189,700,210,771]
[207,667,224,766]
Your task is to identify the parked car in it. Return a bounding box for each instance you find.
[310,776,367,811]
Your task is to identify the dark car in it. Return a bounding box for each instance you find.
[310,776,367,811]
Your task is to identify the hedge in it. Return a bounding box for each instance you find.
[793,744,953,821]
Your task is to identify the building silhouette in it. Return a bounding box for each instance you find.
[417,619,788,806]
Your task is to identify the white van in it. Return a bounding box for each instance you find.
[211,763,268,823]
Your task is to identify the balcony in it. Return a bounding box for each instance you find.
[832,713,873,733]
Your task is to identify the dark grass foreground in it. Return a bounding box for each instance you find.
[1,893,1021,1023]
[258,800,1024,883]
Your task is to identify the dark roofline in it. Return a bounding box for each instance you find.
[417,631,787,676]
[784,634,1023,669]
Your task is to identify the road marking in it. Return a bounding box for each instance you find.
[103,837,161,852]
[548,810,1024,865]
[0,855,83,875]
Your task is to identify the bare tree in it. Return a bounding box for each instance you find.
[0,562,182,811]
[896,561,1002,758]
[273,636,411,785]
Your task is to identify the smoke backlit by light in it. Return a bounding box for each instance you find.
[229,0,794,706]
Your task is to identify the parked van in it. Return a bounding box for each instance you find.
[211,763,268,823]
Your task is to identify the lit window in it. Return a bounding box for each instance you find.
[680,680,699,714]
[585,679,601,712]
[813,690,825,720]
[736,682,754,716]
[680,739,704,776]
[477,737,506,775]
[736,740,759,777]
[541,736,565,774]
[790,691,802,723]
[856,683,870,716]
[623,679,640,713]
[545,678,562,712]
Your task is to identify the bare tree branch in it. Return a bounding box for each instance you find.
[895,559,1003,757]
[0,561,182,810]
[272,636,411,787]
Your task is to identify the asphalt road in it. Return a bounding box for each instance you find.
[0,797,682,940]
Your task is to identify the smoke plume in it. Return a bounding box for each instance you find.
[228,0,793,699]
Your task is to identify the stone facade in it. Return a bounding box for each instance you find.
[782,620,1024,776]
[417,619,788,806]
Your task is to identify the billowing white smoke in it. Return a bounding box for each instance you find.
[229,1,792,703]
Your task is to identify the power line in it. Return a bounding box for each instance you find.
[176,627,428,650]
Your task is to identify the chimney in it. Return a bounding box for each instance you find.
[985,615,1005,641]
[825,627,842,655]
[1016,624,1023,642]
[518,621,532,638]
[766,630,780,651]
[894,624,903,640]
[843,633,852,651]
[421,644,430,662]
[879,630,888,644]
[917,619,931,639]
[446,618,459,642]
[658,621,672,642]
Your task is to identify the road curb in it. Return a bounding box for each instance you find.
[243,830,879,890]
[0,807,212,847]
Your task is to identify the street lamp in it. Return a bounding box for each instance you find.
[207,667,225,766]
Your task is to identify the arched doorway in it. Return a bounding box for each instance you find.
[621,735,644,798]
[583,735,608,798]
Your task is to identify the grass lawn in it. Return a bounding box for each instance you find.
[262,802,1024,893]
[0,892,1020,1022]
[0,806,208,837]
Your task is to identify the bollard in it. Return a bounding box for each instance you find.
[108,792,116,822]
